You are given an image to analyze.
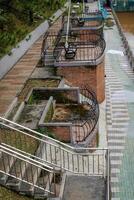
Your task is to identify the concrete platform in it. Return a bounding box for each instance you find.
[62,175,106,200]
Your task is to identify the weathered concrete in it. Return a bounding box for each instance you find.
[62,175,105,200]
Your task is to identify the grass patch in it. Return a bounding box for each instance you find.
[0,129,39,155]
[0,0,66,58]
[36,127,56,139]
[0,186,33,200]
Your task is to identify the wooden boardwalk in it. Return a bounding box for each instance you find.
[0,38,43,116]
[0,17,62,116]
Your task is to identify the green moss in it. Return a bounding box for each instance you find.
[28,90,76,105]
[27,93,36,104]
[27,92,44,104]
[37,127,56,139]
[0,129,39,155]
[18,79,60,102]
[0,186,33,200]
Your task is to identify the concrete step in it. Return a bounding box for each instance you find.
[19,142,53,196]
[6,160,27,191]
[62,175,106,200]
[34,172,53,199]
[19,162,40,196]
[0,152,15,185]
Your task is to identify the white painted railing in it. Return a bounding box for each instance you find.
[0,116,110,199]
[0,144,55,196]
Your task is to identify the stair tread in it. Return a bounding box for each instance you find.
[6,160,26,187]
[0,152,14,174]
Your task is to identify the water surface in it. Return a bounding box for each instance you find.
[117,12,134,34]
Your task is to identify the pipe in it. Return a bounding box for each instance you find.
[65,0,71,48]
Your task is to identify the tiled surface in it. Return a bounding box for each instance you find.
[105,13,134,200]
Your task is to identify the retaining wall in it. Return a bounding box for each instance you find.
[57,61,105,103]
[0,8,66,80]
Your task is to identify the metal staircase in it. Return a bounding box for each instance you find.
[0,144,55,198]
[0,116,110,199]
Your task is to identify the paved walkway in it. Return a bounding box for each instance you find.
[105,13,134,200]
[0,38,43,116]
[0,18,62,117]
[62,175,105,200]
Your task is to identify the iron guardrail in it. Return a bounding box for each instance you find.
[0,116,110,199]
[0,144,55,196]
[0,116,106,176]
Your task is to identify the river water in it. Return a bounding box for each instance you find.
[117,12,134,34]
[116,12,134,52]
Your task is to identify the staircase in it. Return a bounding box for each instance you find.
[0,144,55,199]
[0,117,110,199]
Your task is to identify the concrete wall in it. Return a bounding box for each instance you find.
[47,125,71,143]
[0,8,65,80]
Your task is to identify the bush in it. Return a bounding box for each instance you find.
[0,0,66,58]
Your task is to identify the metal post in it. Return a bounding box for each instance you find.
[107,149,110,200]
[65,0,71,48]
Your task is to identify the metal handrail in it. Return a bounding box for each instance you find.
[0,116,111,199]
[0,116,101,151]
[0,144,55,195]
[106,149,111,200]
[62,14,104,29]
[41,29,106,66]
[71,86,99,143]
[0,116,107,175]
[53,31,106,63]
[0,136,111,199]
[0,144,53,172]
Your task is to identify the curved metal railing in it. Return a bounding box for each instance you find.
[41,30,106,66]
[62,11,104,33]
[41,10,106,66]
[72,85,99,143]
[53,30,106,66]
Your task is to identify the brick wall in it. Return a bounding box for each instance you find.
[48,126,71,143]
[57,61,105,103]
[88,133,98,148]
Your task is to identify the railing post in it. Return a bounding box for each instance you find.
[105,149,110,200]
[107,149,110,200]
[103,149,106,178]
[59,145,62,170]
